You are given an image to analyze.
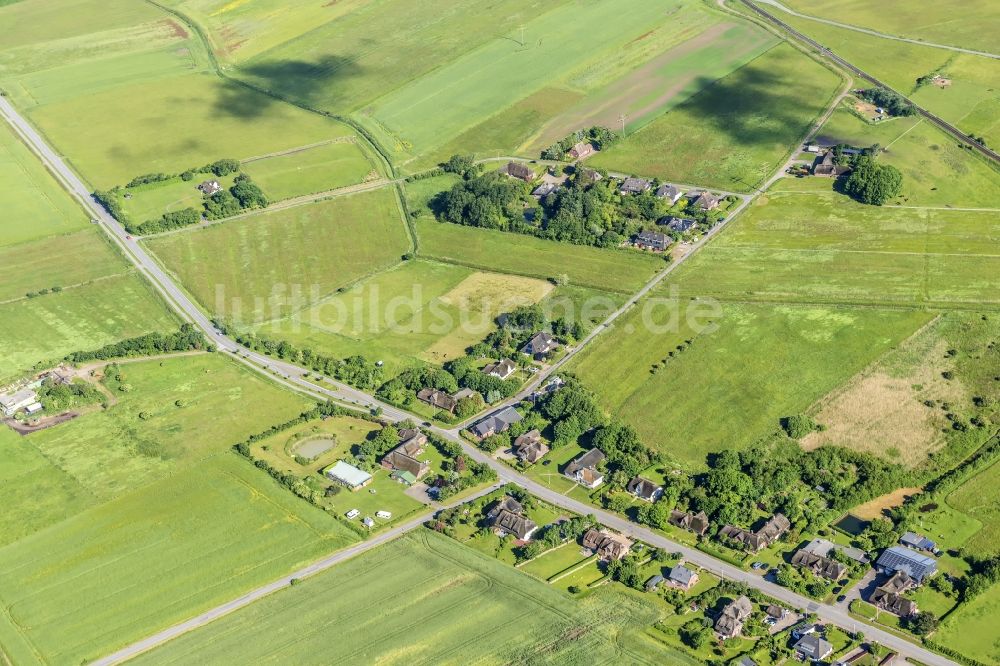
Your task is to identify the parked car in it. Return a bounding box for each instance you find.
[345,509,360,519]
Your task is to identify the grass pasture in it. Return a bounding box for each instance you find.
[241,140,375,201]
[120,173,238,222]
[0,273,177,382]
[0,118,88,247]
[261,259,554,374]
[590,43,843,191]
[415,218,662,294]
[815,105,1000,209]
[668,179,1000,308]
[948,459,1000,557]
[146,189,409,324]
[936,571,1000,664]
[570,301,931,467]
[130,530,695,665]
[0,454,358,666]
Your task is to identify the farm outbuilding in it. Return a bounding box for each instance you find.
[323,461,373,490]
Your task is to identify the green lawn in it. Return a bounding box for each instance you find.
[523,444,587,493]
[519,542,593,581]
[669,178,1000,308]
[0,454,358,666]
[146,189,410,324]
[129,530,697,665]
[590,43,843,191]
[415,217,662,295]
[571,301,931,467]
[0,273,178,383]
[947,458,1000,557]
[242,140,376,201]
[936,580,1000,665]
[0,118,88,247]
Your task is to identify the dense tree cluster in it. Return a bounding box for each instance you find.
[858,87,916,117]
[126,173,171,187]
[843,156,903,205]
[66,324,208,362]
[132,207,201,235]
[34,379,106,413]
[541,126,619,160]
[433,167,721,249]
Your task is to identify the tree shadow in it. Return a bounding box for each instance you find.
[216,55,364,118]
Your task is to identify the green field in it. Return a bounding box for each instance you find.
[0,118,88,246]
[770,7,1000,151]
[242,140,375,201]
[0,454,357,665]
[0,274,177,382]
[571,301,931,467]
[815,104,1000,208]
[948,459,1000,557]
[936,580,1000,665]
[260,259,555,374]
[120,173,238,223]
[146,189,410,324]
[590,43,843,191]
[415,218,662,294]
[779,0,1000,57]
[130,530,697,665]
[668,178,1000,307]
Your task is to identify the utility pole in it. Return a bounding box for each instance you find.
[619,113,627,138]
[519,24,526,47]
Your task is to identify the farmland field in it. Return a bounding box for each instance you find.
[262,259,555,374]
[241,140,376,201]
[415,218,662,294]
[0,454,358,666]
[667,178,1000,307]
[145,189,410,324]
[814,104,1000,209]
[936,578,1000,665]
[590,43,843,191]
[571,301,931,467]
[0,118,88,246]
[0,273,177,383]
[130,530,697,665]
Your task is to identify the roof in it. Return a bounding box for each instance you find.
[324,461,372,487]
[565,448,605,478]
[500,161,535,181]
[645,574,665,589]
[0,389,37,411]
[491,508,536,540]
[397,428,428,449]
[513,430,548,462]
[532,182,558,197]
[738,657,758,666]
[486,496,524,519]
[483,358,516,378]
[382,448,428,479]
[392,470,418,485]
[521,331,556,356]
[470,407,523,437]
[715,595,752,635]
[627,476,662,501]
[668,565,696,586]
[765,604,785,618]
[619,177,651,194]
[670,510,710,535]
[876,546,937,581]
[635,230,671,249]
[659,216,696,232]
[416,387,457,412]
[581,528,631,559]
[900,531,936,551]
[690,191,719,209]
[655,183,683,200]
[794,634,833,659]
[791,549,847,580]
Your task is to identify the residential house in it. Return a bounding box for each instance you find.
[669,510,710,536]
[532,182,558,198]
[567,142,595,160]
[667,564,699,591]
[626,476,663,502]
[715,595,753,638]
[397,428,428,450]
[580,528,632,561]
[876,546,937,583]
[720,514,790,553]
[634,230,671,252]
[654,183,684,203]
[619,177,651,195]
[483,358,516,380]
[800,537,869,564]
[658,216,696,233]
[381,430,431,480]
[323,461,373,490]
[470,406,523,439]
[576,168,603,185]
[499,161,536,182]
[197,180,222,195]
[564,448,605,489]
[870,571,917,617]
[813,150,851,177]
[486,496,537,540]
[765,604,786,621]
[736,657,758,666]
[689,191,720,210]
[529,376,565,403]
[453,387,479,402]
[521,331,557,360]
[793,634,833,662]
[900,531,937,553]
[416,387,458,413]
[790,549,847,581]
[0,389,38,416]
[512,429,549,463]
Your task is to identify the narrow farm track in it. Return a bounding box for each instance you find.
[0,71,958,666]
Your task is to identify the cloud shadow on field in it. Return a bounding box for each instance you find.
[215,55,363,118]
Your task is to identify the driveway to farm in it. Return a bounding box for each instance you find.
[0,97,956,666]
[752,0,1000,60]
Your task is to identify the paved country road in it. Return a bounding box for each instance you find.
[0,97,956,666]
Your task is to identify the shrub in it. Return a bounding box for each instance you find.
[781,414,819,439]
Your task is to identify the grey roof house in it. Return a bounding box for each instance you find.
[626,476,663,502]
[619,177,651,195]
[564,448,605,489]
[634,230,671,252]
[793,634,833,661]
[654,183,684,203]
[470,407,523,440]
[900,531,937,552]
[521,331,557,359]
[876,545,937,582]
